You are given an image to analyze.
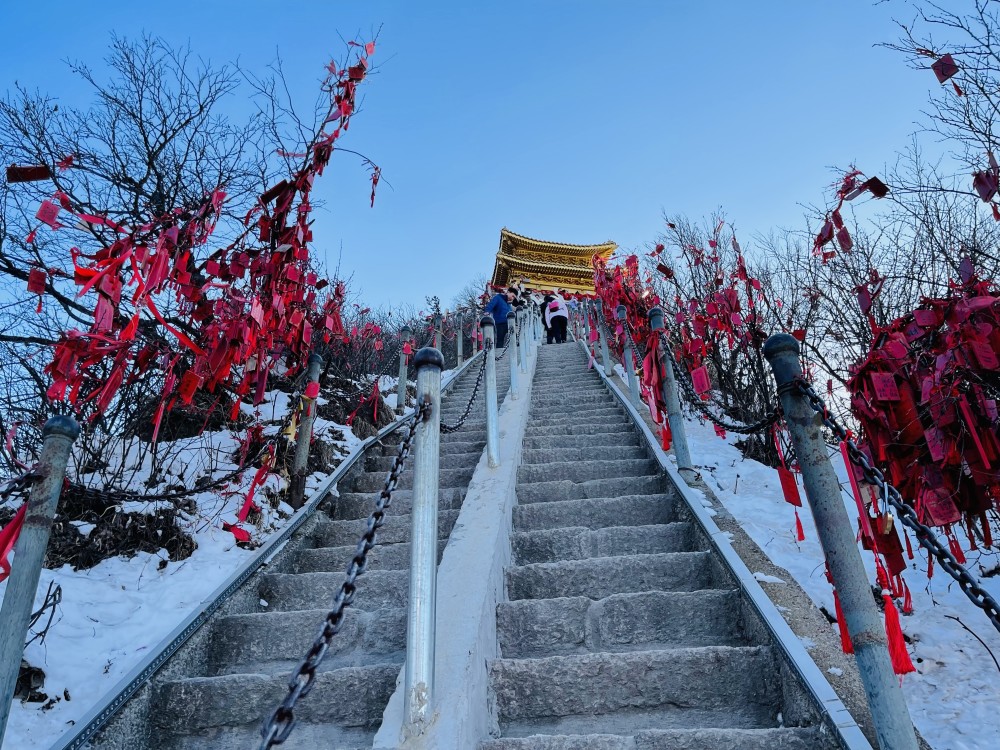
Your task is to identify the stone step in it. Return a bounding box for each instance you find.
[479,727,829,750]
[162,723,375,750]
[520,446,647,464]
[512,523,696,565]
[506,552,721,601]
[295,539,444,573]
[522,434,641,451]
[208,606,406,676]
[522,409,625,424]
[441,429,492,444]
[525,424,634,438]
[497,590,743,658]
[440,439,486,455]
[517,460,659,486]
[490,647,779,725]
[260,569,407,612]
[153,663,398,734]
[512,495,679,533]
[364,451,480,473]
[312,509,458,547]
[531,389,608,400]
[517,476,666,504]
[333,487,465,520]
[350,465,475,492]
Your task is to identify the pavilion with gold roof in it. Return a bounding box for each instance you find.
[489,228,617,296]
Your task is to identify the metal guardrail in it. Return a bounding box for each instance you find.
[48,349,485,750]
[575,336,874,750]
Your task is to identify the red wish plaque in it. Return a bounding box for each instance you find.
[690,366,711,394]
[27,268,47,294]
[870,372,900,401]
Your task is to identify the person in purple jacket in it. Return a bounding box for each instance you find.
[484,287,517,346]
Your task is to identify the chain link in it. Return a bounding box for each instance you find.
[0,469,41,502]
[258,399,432,748]
[441,350,488,434]
[659,333,780,435]
[343,343,403,400]
[792,378,1000,633]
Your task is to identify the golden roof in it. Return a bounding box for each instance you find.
[491,228,616,295]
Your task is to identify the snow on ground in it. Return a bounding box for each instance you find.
[0,364,462,748]
[0,389,368,750]
[679,414,1000,750]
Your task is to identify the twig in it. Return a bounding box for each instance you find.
[944,613,1000,673]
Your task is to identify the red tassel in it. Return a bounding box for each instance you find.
[927,552,934,579]
[833,589,854,654]
[901,580,914,615]
[794,508,805,542]
[882,592,916,675]
[966,516,979,551]
[661,424,672,451]
[903,528,914,560]
[948,533,967,564]
[982,511,994,547]
[890,574,904,599]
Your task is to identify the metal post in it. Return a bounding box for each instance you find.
[433,313,442,352]
[648,307,695,480]
[764,333,918,750]
[456,310,464,366]
[471,319,479,355]
[583,300,592,343]
[506,311,519,401]
[289,354,323,509]
[0,416,80,745]
[404,347,443,733]
[616,304,641,407]
[517,310,528,373]
[594,298,612,374]
[481,316,501,468]
[396,325,412,415]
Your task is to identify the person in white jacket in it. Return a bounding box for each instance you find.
[544,291,570,343]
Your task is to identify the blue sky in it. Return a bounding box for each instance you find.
[1,1,940,310]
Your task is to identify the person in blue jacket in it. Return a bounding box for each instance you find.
[484,287,517,346]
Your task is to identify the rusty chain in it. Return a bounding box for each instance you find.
[441,347,488,434]
[792,378,1000,633]
[0,469,42,502]
[658,333,780,435]
[258,399,432,748]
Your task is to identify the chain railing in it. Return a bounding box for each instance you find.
[793,377,1000,633]
[664,338,781,435]
[441,349,488,434]
[259,398,431,748]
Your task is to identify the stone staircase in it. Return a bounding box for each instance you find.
[480,343,840,750]
[149,355,511,749]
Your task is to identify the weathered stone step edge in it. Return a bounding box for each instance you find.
[295,539,444,573]
[506,551,724,601]
[512,522,697,565]
[260,569,407,613]
[517,459,659,485]
[517,475,666,504]
[479,726,830,750]
[512,495,681,533]
[162,722,374,750]
[489,646,780,722]
[520,446,647,464]
[312,509,459,547]
[209,606,406,676]
[497,589,744,658]
[153,662,399,733]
